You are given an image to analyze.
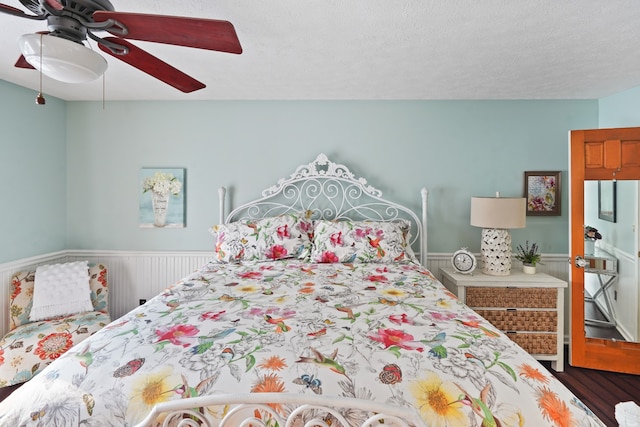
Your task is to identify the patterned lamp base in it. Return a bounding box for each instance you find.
[480,228,512,276]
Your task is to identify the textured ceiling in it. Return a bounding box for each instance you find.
[0,1,639,101]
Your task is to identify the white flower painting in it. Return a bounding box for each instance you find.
[139,168,185,228]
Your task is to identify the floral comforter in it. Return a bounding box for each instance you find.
[0,260,604,426]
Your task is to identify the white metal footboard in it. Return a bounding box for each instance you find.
[133,393,427,427]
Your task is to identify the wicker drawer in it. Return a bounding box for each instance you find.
[474,309,557,332]
[466,287,557,308]
[440,268,567,371]
[505,332,557,355]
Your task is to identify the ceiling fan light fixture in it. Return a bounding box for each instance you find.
[18,33,108,83]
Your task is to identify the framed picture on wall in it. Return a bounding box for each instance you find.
[139,168,186,228]
[524,171,561,216]
[598,180,617,223]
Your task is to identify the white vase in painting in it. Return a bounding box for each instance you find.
[152,191,170,227]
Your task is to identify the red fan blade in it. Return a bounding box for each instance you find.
[0,3,32,17]
[93,11,242,54]
[0,3,24,13]
[15,55,35,69]
[98,37,206,93]
[44,0,63,11]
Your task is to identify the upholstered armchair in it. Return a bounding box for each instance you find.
[0,263,111,388]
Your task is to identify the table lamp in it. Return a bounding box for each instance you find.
[470,193,526,275]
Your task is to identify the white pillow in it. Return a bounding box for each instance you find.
[30,261,93,321]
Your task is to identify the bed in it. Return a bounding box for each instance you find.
[0,153,605,427]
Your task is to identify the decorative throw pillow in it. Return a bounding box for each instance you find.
[29,261,93,321]
[310,219,418,264]
[210,212,313,263]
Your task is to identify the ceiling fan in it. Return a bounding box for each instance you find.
[0,0,242,92]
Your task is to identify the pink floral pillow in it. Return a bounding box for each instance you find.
[210,213,313,263]
[310,219,417,264]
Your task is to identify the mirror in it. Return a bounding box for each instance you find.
[583,179,639,343]
[598,181,617,222]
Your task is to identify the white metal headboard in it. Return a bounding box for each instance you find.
[217,153,428,265]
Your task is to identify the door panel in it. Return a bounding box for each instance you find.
[570,127,640,374]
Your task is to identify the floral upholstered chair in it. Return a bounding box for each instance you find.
[0,263,111,388]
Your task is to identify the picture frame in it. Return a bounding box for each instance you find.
[598,180,617,223]
[139,168,186,228]
[524,171,561,216]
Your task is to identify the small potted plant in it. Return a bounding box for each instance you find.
[515,241,542,274]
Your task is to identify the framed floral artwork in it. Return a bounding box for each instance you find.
[139,168,185,228]
[524,171,561,216]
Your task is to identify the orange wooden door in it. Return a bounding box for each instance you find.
[570,127,640,374]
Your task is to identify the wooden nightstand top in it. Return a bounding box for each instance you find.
[440,267,567,288]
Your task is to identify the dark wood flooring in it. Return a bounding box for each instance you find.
[541,346,640,427]
[0,383,19,403]
[541,292,638,427]
[0,349,638,427]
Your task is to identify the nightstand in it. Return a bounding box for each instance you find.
[440,267,567,372]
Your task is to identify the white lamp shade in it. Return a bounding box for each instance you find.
[19,34,108,83]
[470,197,526,229]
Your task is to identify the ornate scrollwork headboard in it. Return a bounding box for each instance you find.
[219,153,428,265]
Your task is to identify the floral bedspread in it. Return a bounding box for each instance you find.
[0,260,604,426]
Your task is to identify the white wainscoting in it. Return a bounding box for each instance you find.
[1,251,571,340]
[63,251,214,322]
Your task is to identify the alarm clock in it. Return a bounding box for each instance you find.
[451,248,477,274]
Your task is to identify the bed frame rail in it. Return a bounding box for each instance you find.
[218,153,428,265]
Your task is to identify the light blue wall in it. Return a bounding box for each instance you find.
[599,86,640,128]
[0,79,605,263]
[65,100,597,255]
[0,80,67,263]
[594,86,640,255]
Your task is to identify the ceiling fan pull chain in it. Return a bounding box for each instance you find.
[102,72,105,110]
[35,33,45,105]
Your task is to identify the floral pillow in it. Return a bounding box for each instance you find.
[310,219,418,264]
[210,212,313,263]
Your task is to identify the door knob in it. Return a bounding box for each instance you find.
[574,256,587,268]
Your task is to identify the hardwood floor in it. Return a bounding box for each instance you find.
[0,350,638,427]
[541,346,640,427]
[0,383,19,403]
